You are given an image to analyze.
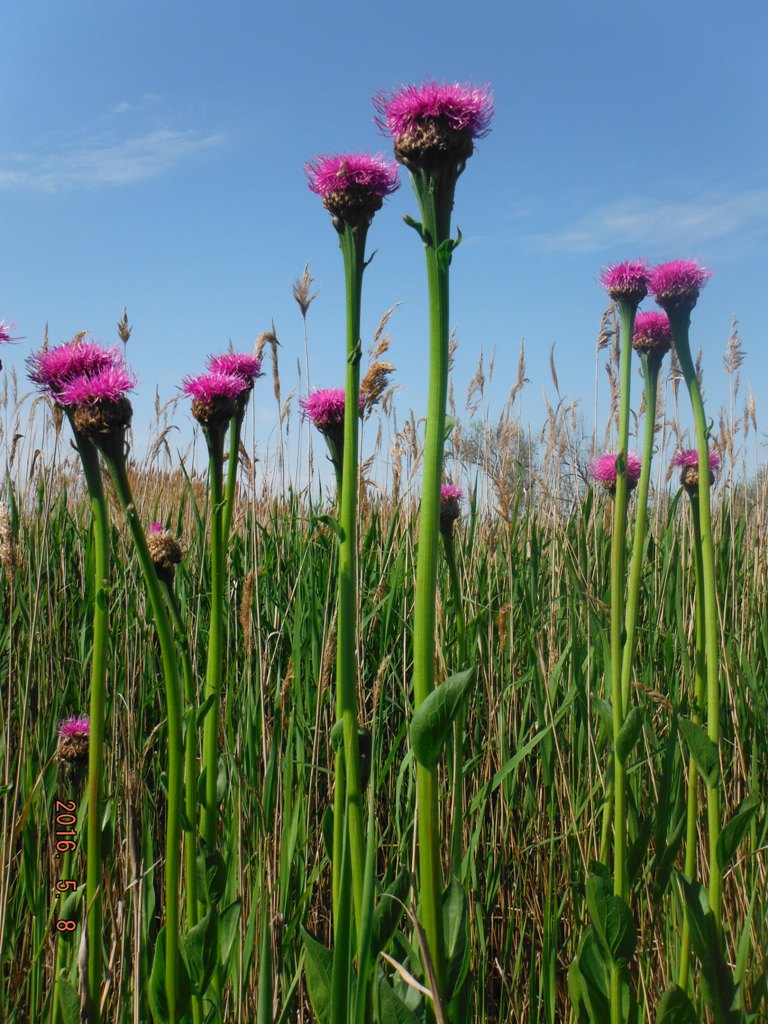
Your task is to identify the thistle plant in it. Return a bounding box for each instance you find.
[305,152,398,959]
[649,262,725,924]
[27,338,120,1023]
[599,262,648,1024]
[300,387,365,491]
[375,80,493,1008]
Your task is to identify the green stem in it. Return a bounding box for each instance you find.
[679,495,706,991]
[669,308,722,927]
[103,452,184,1024]
[163,583,202,1024]
[609,301,635,1024]
[335,223,367,931]
[620,353,661,713]
[443,531,468,875]
[201,426,226,853]
[409,168,455,997]
[221,413,243,549]
[74,433,109,1024]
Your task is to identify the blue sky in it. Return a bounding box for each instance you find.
[2,0,766,483]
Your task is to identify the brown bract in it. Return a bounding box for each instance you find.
[322,186,384,230]
[71,397,133,438]
[191,394,238,426]
[57,732,89,765]
[394,119,474,174]
[147,530,183,585]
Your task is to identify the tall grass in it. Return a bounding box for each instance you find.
[0,312,766,1022]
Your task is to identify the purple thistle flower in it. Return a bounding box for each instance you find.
[590,452,642,492]
[632,311,672,356]
[648,260,711,314]
[672,448,721,472]
[306,152,400,230]
[440,484,463,502]
[148,521,165,533]
[300,388,365,429]
[181,371,250,404]
[27,339,124,399]
[59,715,90,737]
[374,81,494,140]
[0,320,19,345]
[306,153,400,200]
[58,365,136,406]
[206,352,263,383]
[600,261,649,305]
[374,81,493,174]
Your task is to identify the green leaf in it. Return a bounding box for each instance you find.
[301,927,332,1024]
[573,929,610,1022]
[616,706,644,763]
[410,667,475,768]
[315,513,343,541]
[656,985,697,1024]
[377,973,421,1024]
[219,899,242,970]
[442,876,469,1000]
[679,876,736,1016]
[371,869,409,957]
[180,911,217,994]
[57,979,81,1024]
[443,416,457,443]
[148,927,191,1024]
[717,795,760,871]
[678,718,720,788]
[585,873,636,967]
[197,847,227,905]
[196,694,216,727]
[594,698,613,736]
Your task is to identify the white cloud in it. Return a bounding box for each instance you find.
[528,190,768,253]
[0,128,227,192]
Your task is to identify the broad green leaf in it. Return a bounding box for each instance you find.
[148,926,191,1024]
[585,873,636,968]
[371,869,409,957]
[219,899,242,970]
[656,985,697,1023]
[57,979,81,1024]
[301,927,332,1024]
[442,876,469,1000]
[410,667,475,768]
[717,795,760,870]
[678,719,720,788]
[180,910,217,993]
[679,876,736,1016]
[377,973,421,1024]
[616,706,644,763]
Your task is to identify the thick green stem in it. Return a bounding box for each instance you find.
[409,169,455,997]
[609,302,635,1024]
[620,354,661,713]
[104,453,184,1024]
[74,434,109,1024]
[669,309,722,927]
[163,583,203,1024]
[221,413,243,549]
[679,495,706,991]
[201,429,226,852]
[443,532,468,875]
[334,223,367,931]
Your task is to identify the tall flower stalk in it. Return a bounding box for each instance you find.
[375,81,493,999]
[672,448,721,989]
[28,339,121,1023]
[306,152,399,932]
[649,261,723,925]
[599,261,649,1024]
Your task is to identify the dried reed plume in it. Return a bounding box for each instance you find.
[293,264,319,320]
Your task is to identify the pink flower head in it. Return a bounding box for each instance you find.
[27,339,124,399]
[632,311,672,356]
[590,452,642,492]
[148,521,165,533]
[181,371,250,404]
[600,261,649,305]
[306,152,400,229]
[672,448,721,473]
[59,716,90,738]
[0,320,19,345]
[300,388,364,429]
[58,365,137,406]
[648,260,711,314]
[206,352,263,383]
[306,153,400,200]
[441,484,463,502]
[374,81,494,140]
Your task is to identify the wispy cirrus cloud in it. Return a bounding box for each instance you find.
[0,128,227,192]
[528,189,768,253]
